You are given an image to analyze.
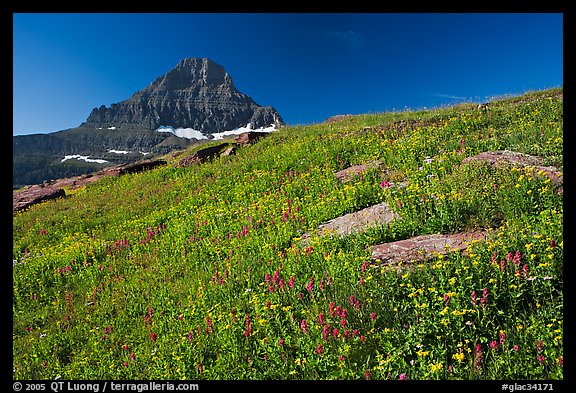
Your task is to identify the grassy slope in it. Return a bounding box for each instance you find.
[13,88,563,380]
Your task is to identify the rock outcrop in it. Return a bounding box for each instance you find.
[81,58,284,133]
[13,159,167,212]
[13,186,66,213]
[175,143,231,167]
[334,160,383,183]
[462,150,563,185]
[301,202,401,242]
[235,131,270,147]
[371,232,487,266]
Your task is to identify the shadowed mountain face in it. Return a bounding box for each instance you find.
[81,58,284,132]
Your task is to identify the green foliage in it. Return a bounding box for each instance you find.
[13,88,563,379]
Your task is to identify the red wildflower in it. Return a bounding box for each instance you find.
[471,290,477,306]
[474,344,483,370]
[322,325,331,340]
[537,339,544,353]
[333,328,339,339]
[300,319,308,334]
[306,277,314,292]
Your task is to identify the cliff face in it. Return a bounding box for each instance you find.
[81,58,284,132]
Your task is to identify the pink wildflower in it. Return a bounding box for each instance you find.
[306,277,314,292]
[332,328,339,339]
[300,319,308,334]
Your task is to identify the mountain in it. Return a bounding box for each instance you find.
[81,58,283,132]
[13,58,284,188]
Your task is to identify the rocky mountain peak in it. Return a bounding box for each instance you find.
[152,58,233,91]
[82,58,283,132]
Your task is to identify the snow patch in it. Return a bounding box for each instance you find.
[156,126,208,140]
[211,123,276,140]
[61,155,109,164]
[108,149,131,154]
[140,151,151,156]
[155,123,277,141]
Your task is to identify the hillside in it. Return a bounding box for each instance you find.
[12,88,563,380]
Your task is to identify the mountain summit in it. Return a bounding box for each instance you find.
[81,58,284,132]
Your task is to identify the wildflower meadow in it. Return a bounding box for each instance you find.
[13,88,563,380]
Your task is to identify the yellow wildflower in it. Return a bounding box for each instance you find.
[452,353,465,362]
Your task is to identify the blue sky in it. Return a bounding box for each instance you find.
[13,13,563,135]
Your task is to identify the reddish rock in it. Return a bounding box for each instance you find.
[324,114,353,124]
[462,150,563,186]
[176,143,230,167]
[371,231,486,265]
[221,146,236,156]
[235,132,269,147]
[302,202,401,243]
[335,160,383,183]
[118,160,167,175]
[13,185,66,212]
